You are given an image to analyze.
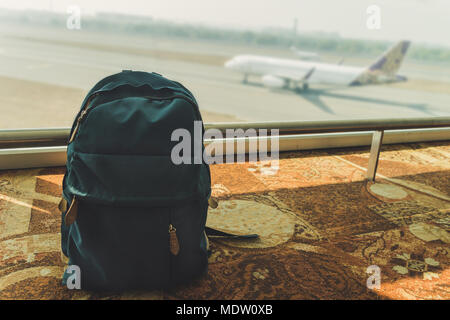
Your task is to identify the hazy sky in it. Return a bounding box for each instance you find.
[2,0,450,46]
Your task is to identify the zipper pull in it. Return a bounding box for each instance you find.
[169,224,180,256]
[79,108,88,120]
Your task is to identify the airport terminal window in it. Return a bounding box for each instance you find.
[0,1,449,130]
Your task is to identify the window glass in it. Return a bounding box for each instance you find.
[0,0,449,129]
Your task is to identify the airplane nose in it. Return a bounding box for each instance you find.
[225,60,235,69]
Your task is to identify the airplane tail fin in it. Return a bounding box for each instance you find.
[368,40,410,76]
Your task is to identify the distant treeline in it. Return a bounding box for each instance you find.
[2,9,450,63]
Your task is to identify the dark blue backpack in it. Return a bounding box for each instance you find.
[60,71,212,291]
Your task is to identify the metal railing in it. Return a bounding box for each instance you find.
[0,116,449,181]
[1,117,450,148]
[205,117,450,134]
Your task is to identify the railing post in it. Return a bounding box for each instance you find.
[367,130,384,182]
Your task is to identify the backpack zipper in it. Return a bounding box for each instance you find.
[68,92,101,143]
[64,195,79,226]
[68,92,198,144]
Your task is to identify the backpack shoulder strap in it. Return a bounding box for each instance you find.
[205,226,259,240]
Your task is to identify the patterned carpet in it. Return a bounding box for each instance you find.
[0,141,449,299]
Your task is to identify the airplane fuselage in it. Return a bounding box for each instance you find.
[225,40,410,89]
[226,55,364,86]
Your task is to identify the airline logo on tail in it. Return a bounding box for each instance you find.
[370,40,410,75]
[352,40,410,85]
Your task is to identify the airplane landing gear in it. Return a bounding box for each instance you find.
[242,74,248,84]
[294,82,309,93]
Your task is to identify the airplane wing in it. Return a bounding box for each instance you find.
[301,67,315,82]
[272,67,315,83]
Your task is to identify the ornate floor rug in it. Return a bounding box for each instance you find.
[0,141,448,299]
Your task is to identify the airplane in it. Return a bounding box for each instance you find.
[224,40,410,90]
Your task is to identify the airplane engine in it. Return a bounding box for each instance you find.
[261,75,285,88]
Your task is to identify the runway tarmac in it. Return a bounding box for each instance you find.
[0,25,449,129]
